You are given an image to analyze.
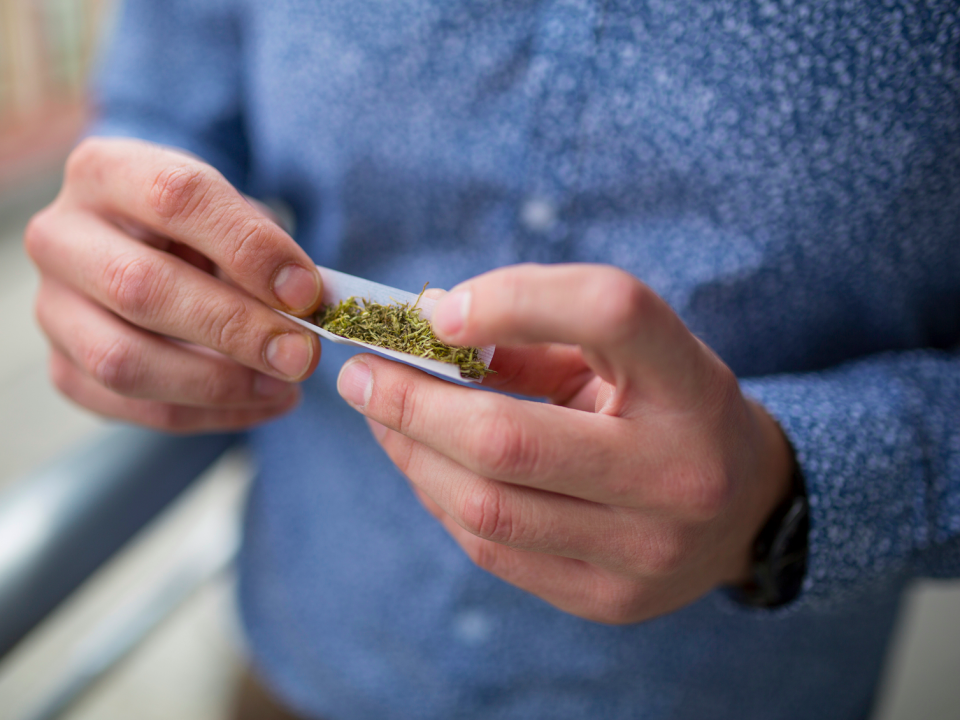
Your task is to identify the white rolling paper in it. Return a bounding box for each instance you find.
[276,266,495,383]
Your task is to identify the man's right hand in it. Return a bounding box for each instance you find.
[25,137,323,431]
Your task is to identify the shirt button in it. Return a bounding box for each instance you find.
[520,197,558,233]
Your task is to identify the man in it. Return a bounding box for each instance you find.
[25,1,960,718]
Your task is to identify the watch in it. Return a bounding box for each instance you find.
[738,462,810,608]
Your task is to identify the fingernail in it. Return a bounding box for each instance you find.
[265,333,313,379]
[272,263,321,312]
[254,372,291,397]
[367,419,388,441]
[338,359,373,408]
[433,290,470,338]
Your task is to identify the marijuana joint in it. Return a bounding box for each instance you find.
[311,284,494,381]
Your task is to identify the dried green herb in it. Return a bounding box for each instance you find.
[313,285,493,380]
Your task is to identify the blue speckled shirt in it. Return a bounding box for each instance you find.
[94,1,960,718]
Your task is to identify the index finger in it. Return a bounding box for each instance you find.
[337,353,645,506]
[65,137,322,315]
[431,263,715,408]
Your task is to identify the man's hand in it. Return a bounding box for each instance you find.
[337,264,794,624]
[26,137,322,431]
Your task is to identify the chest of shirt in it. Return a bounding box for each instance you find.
[236,0,960,372]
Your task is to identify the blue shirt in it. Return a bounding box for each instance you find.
[94,1,960,718]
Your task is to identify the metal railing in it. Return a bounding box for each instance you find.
[0,425,237,659]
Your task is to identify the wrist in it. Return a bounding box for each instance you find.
[726,400,796,587]
[733,400,810,606]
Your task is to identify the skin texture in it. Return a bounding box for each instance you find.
[337,266,794,624]
[28,138,792,623]
[25,137,324,432]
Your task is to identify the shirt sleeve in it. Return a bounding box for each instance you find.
[89,0,249,190]
[739,348,960,612]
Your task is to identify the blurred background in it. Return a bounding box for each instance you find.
[0,2,249,719]
[0,1,957,719]
[0,0,106,188]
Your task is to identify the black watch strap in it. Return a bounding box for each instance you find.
[738,463,809,608]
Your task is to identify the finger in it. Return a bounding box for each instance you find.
[481,344,597,406]
[422,287,596,403]
[49,349,299,432]
[407,481,446,522]
[431,263,716,408]
[28,209,320,381]
[372,420,650,569]
[433,513,643,624]
[340,355,643,505]
[421,287,447,301]
[37,279,299,407]
[110,215,217,273]
[64,137,322,314]
[423,289,596,405]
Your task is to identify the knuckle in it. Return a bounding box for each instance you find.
[104,254,167,318]
[201,295,250,351]
[86,338,140,394]
[224,219,273,277]
[594,581,645,625]
[497,268,526,312]
[594,271,652,342]
[692,469,734,521]
[459,484,516,545]
[665,458,733,521]
[639,530,688,577]
[23,207,56,262]
[148,163,211,222]
[64,137,102,184]
[702,361,741,413]
[388,376,421,436]
[473,406,538,480]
